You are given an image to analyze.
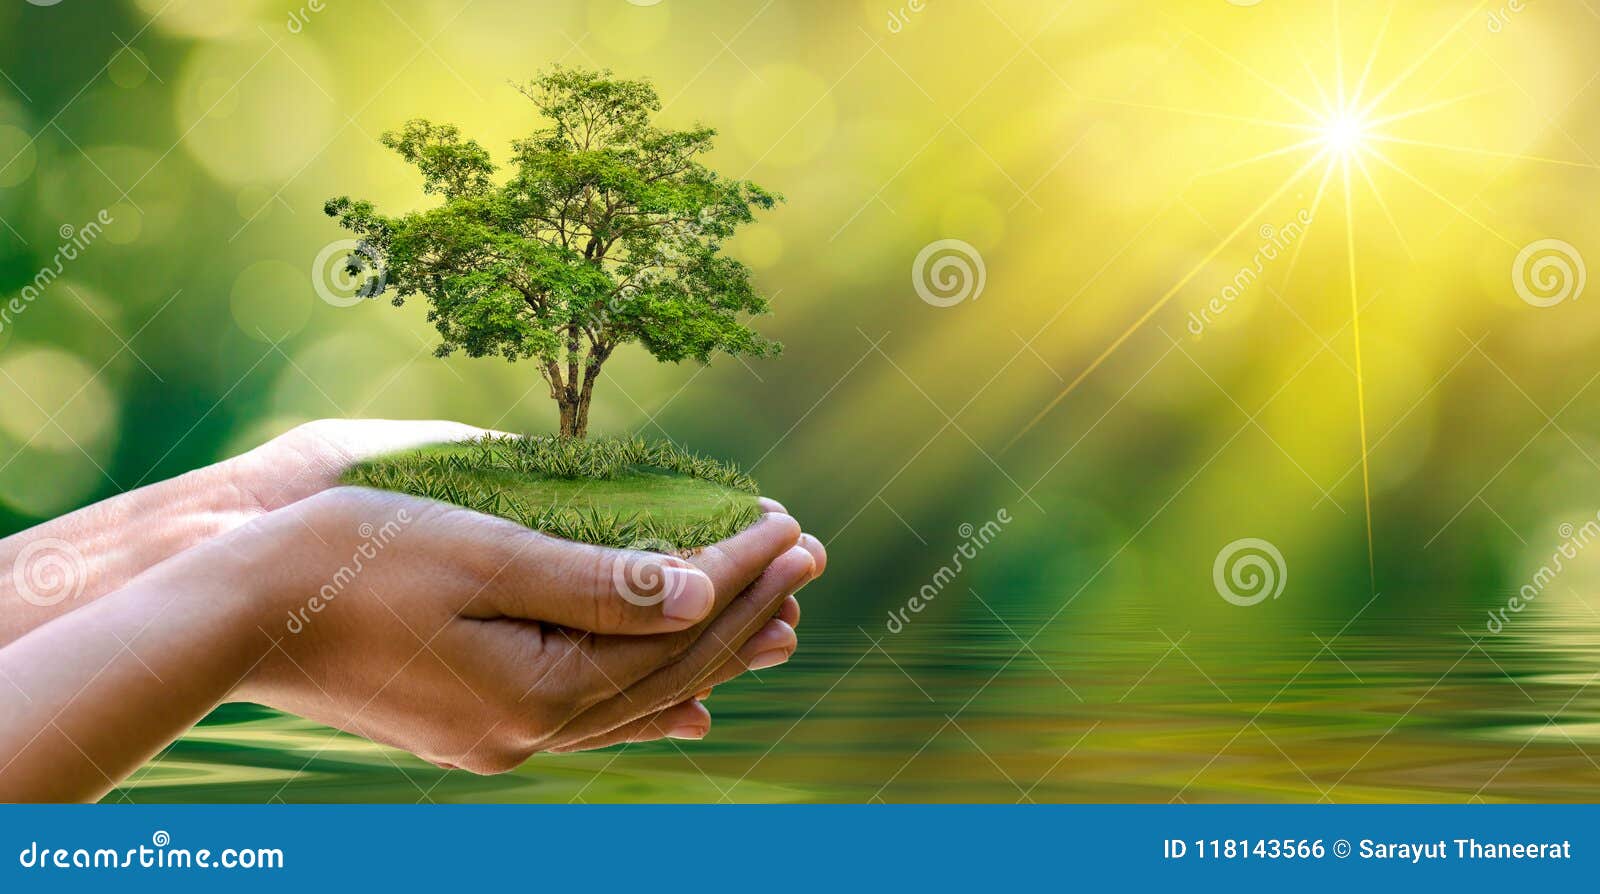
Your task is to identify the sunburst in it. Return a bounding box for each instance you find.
[1008,0,1600,592]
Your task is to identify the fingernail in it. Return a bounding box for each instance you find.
[778,595,801,627]
[798,534,826,576]
[660,566,714,621]
[780,546,817,588]
[758,497,788,514]
[667,723,707,740]
[749,649,792,671]
[695,688,713,700]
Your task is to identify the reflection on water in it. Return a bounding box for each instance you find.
[110,602,1600,803]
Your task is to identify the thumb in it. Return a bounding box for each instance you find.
[475,534,718,634]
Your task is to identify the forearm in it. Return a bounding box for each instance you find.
[0,551,274,803]
[0,420,488,648]
[0,462,250,647]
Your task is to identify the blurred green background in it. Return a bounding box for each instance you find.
[4,0,1600,802]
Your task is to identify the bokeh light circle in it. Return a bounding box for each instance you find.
[108,47,151,89]
[589,0,670,54]
[0,347,116,451]
[732,65,835,168]
[0,125,37,188]
[135,0,274,39]
[174,35,336,185]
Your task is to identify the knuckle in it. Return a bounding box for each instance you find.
[446,511,544,584]
[594,582,635,633]
[588,547,626,603]
[501,660,580,743]
[304,485,377,519]
[565,545,640,631]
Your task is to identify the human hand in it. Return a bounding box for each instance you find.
[0,421,825,799]
[212,484,822,772]
[0,419,501,645]
[2,419,811,656]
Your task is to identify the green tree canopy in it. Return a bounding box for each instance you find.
[325,66,782,437]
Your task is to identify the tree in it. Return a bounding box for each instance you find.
[325,67,782,438]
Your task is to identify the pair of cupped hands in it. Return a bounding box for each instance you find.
[0,420,824,802]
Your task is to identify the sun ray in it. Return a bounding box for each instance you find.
[1283,25,1335,119]
[1352,150,1416,266]
[1363,133,1600,170]
[1192,135,1327,180]
[1358,0,1492,120]
[1341,154,1377,593]
[1348,0,1396,112]
[1275,153,1341,291]
[1007,151,1328,450]
[1364,87,1503,131]
[1075,95,1320,134]
[1008,2,1596,587]
[1362,145,1519,249]
[1183,26,1327,124]
[1334,0,1347,112]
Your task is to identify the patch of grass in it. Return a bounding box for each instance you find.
[340,435,762,551]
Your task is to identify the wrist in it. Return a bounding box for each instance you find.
[0,463,258,646]
[182,502,348,703]
[165,524,303,703]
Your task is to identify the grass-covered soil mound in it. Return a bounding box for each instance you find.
[340,435,762,551]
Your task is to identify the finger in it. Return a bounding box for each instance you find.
[461,500,796,637]
[684,511,802,611]
[536,509,801,642]
[462,520,719,634]
[757,497,787,514]
[696,619,799,690]
[323,419,512,456]
[568,541,815,694]
[549,699,710,753]
[797,533,827,578]
[778,595,800,628]
[552,618,799,751]
[249,420,515,508]
[549,545,815,747]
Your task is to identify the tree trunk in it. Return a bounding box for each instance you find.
[571,348,608,440]
[570,398,590,439]
[557,398,577,439]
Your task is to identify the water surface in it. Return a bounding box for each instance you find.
[110,604,1600,803]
